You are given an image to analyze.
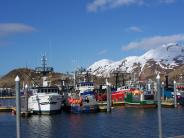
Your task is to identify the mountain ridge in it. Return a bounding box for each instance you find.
[88,43,184,79]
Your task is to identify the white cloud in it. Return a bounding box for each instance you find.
[122,34,184,51]
[0,23,36,36]
[87,0,144,12]
[98,49,108,55]
[87,0,178,12]
[127,26,142,32]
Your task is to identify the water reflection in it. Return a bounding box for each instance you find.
[22,115,54,138]
[0,99,15,107]
[1,107,184,138]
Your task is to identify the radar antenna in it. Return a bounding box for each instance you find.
[35,54,54,76]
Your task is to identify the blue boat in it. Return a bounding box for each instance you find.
[64,82,99,113]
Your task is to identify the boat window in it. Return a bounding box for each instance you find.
[144,94,154,100]
[41,89,44,93]
[48,89,51,93]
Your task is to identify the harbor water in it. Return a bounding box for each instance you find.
[1,106,184,138]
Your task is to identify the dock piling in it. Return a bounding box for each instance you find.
[174,80,177,108]
[25,84,28,114]
[106,78,111,112]
[106,85,111,112]
[161,82,164,100]
[15,76,21,138]
[156,74,163,138]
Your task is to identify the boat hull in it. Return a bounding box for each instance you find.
[64,104,99,113]
[28,94,62,114]
[161,104,174,108]
[32,109,61,115]
[161,103,174,108]
[124,91,156,108]
[98,102,107,112]
[112,101,125,107]
[98,106,107,112]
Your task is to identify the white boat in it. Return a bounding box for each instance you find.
[77,82,95,95]
[28,86,63,114]
[28,55,63,114]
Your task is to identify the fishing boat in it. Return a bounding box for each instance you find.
[96,85,129,109]
[97,102,107,112]
[28,55,63,114]
[64,82,98,113]
[173,83,184,106]
[111,86,130,106]
[95,91,107,112]
[77,82,94,94]
[161,99,174,108]
[28,85,63,114]
[124,89,157,108]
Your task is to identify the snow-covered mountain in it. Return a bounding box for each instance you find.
[88,43,184,78]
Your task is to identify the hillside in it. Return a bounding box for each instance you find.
[0,68,69,88]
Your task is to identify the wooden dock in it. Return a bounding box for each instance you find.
[0,106,13,112]
[0,96,16,99]
[0,106,31,117]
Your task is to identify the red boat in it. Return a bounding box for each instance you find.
[111,90,125,106]
[96,88,128,107]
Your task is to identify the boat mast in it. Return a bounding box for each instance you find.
[35,54,54,86]
[42,55,47,76]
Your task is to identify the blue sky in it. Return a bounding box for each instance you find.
[0,0,184,75]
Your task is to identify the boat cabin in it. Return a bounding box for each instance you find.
[32,86,60,95]
[77,82,94,93]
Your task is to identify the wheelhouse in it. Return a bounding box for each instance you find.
[32,86,60,94]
